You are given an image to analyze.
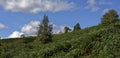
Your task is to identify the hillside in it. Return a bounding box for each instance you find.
[0,21,120,58]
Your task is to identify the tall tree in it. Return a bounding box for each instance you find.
[73,23,81,31]
[64,26,71,33]
[101,9,119,25]
[37,15,53,43]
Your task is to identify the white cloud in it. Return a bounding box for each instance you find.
[53,25,65,34]
[103,9,110,14]
[0,23,7,29]
[21,21,73,35]
[53,25,73,34]
[85,0,112,12]
[99,1,112,5]
[8,31,24,38]
[8,21,39,38]
[21,21,40,36]
[0,0,74,13]
[8,21,73,38]
[85,0,100,12]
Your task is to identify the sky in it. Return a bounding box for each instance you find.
[0,0,120,38]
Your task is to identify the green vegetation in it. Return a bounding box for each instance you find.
[37,15,53,44]
[0,9,120,58]
[0,21,120,58]
[64,26,71,33]
[101,9,119,25]
[73,23,81,31]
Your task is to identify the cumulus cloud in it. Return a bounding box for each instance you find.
[21,21,40,36]
[0,0,74,13]
[53,25,65,34]
[21,21,73,35]
[53,25,73,34]
[0,23,7,29]
[8,21,73,38]
[85,0,100,12]
[8,21,39,38]
[8,31,24,38]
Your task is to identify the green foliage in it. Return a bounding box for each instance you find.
[101,9,119,25]
[37,15,53,43]
[73,23,81,31]
[0,21,120,58]
[64,26,71,33]
[37,35,52,44]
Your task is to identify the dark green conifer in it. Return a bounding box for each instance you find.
[73,23,81,31]
[37,15,53,43]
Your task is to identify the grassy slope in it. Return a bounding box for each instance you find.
[0,21,120,58]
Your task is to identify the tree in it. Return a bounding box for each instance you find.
[73,23,81,31]
[101,9,119,25]
[37,15,53,43]
[64,26,71,33]
[21,34,25,38]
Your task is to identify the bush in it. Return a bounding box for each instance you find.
[101,9,119,25]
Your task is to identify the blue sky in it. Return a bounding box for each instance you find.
[0,0,120,38]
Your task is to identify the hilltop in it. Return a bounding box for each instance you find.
[0,21,120,58]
